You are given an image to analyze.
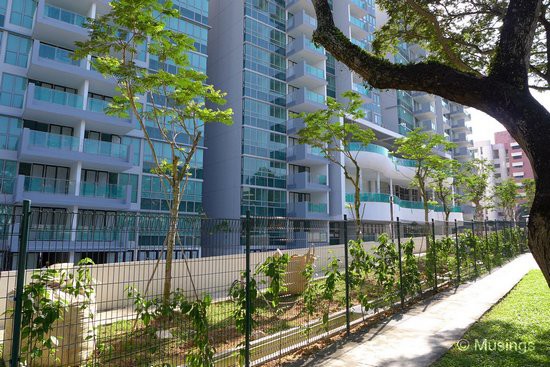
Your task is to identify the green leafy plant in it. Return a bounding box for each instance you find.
[372,234,399,306]
[12,259,95,364]
[400,239,422,298]
[300,263,322,337]
[347,240,374,314]
[320,257,342,331]
[255,253,290,311]
[181,295,215,367]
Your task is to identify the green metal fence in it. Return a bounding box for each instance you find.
[0,202,528,367]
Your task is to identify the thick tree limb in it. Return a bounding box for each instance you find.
[311,0,502,110]
[489,0,542,88]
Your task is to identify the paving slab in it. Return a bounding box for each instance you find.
[291,254,539,367]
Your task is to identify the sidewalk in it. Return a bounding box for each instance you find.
[291,253,539,367]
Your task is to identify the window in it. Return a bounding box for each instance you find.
[10,0,36,29]
[0,0,7,26]
[140,175,202,213]
[0,73,27,108]
[5,33,32,67]
[0,159,17,194]
[0,115,22,150]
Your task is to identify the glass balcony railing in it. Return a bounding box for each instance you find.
[397,199,425,210]
[305,89,325,104]
[352,83,371,97]
[38,43,80,66]
[28,130,79,151]
[83,139,128,159]
[346,192,391,203]
[44,4,87,28]
[350,16,367,31]
[317,174,327,185]
[399,124,412,135]
[309,145,324,156]
[348,143,418,167]
[24,176,75,195]
[30,225,71,241]
[392,157,417,167]
[87,97,111,113]
[305,63,325,79]
[34,85,83,108]
[308,202,327,213]
[80,182,127,199]
[305,39,325,54]
[351,0,367,10]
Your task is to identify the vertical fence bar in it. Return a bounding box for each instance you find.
[484,220,490,273]
[10,199,31,367]
[454,219,461,284]
[343,215,351,336]
[397,217,404,308]
[471,221,478,278]
[244,211,251,367]
[495,220,501,259]
[431,219,437,292]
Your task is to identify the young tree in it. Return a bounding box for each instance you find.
[75,0,233,303]
[457,159,494,222]
[522,178,536,214]
[297,91,375,235]
[429,158,461,234]
[494,179,520,222]
[310,0,550,285]
[394,128,455,228]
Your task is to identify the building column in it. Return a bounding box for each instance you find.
[358,167,363,192]
[376,172,381,193]
[80,80,90,111]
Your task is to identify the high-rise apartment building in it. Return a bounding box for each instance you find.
[472,131,534,220]
[0,0,472,266]
[204,0,467,225]
[0,0,210,268]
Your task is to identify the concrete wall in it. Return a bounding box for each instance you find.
[0,235,432,330]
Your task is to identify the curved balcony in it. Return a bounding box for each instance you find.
[347,143,417,179]
[286,0,315,14]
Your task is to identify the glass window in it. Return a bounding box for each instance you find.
[241,187,286,217]
[5,33,32,67]
[0,73,27,108]
[0,115,22,150]
[140,174,202,213]
[0,159,17,194]
[10,0,36,29]
[0,0,7,26]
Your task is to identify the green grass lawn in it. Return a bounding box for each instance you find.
[432,270,550,367]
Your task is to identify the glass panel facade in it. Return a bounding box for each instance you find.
[0,115,22,150]
[0,159,16,194]
[5,33,31,67]
[9,0,36,28]
[0,73,27,108]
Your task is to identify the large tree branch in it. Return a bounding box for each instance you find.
[311,0,501,110]
[489,0,542,88]
[403,0,481,76]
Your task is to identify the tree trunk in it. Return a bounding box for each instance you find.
[163,187,181,304]
[444,211,450,237]
[528,180,550,286]
[354,184,362,239]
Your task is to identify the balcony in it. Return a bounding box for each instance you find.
[287,144,328,166]
[287,172,330,193]
[285,0,315,13]
[287,10,317,38]
[454,147,471,158]
[28,40,115,95]
[33,0,90,50]
[451,119,470,133]
[286,88,326,113]
[411,91,435,103]
[14,175,133,210]
[287,61,327,89]
[450,104,471,120]
[287,35,326,63]
[414,102,436,118]
[345,192,391,203]
[349,16,370,39]
[18,129,135,171]
[348,0,368,17]
[286,117,305,135]
[287,201,329,220]
[352,82,373,103]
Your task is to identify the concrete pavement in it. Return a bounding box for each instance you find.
[290,253,539,367]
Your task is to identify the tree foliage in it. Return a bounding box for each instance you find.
[74,0,233,302]
[457,158,494,221]
[494,178,520,221]
[429,157,461,225]
[297,91,375,231]
[394,128,455,224]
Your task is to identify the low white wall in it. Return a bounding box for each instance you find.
[0,236,432,330]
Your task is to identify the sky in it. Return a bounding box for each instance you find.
[470,90,550,143]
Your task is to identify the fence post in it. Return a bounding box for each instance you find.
[244,210,252,367]
[431,219,437,293]
[484,220,490,273]
[397,217,404,309]
[470,221,478,278]
[10,199,31,367]
[495,220,501,260]
[343,215,351,336]
[454,219,461,284]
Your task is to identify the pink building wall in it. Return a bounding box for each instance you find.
[494,130,534,182]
